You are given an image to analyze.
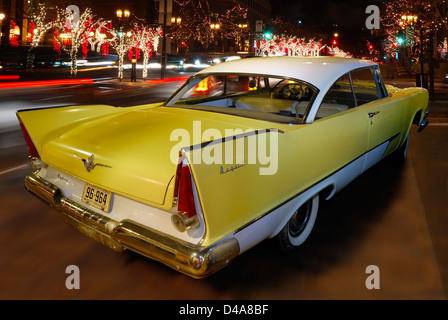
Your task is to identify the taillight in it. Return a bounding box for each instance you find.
[19,121,40,158]
[177,164,197,217]
[171,154,200,232]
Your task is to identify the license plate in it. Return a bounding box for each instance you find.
[81,183,112,213]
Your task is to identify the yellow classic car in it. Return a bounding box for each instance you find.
[17,56,429,278]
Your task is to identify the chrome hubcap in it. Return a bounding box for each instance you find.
[289,200,311,237]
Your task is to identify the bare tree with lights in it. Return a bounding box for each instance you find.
[27,3,55,69]
[381,0,447,58]
[172,0,213,48]
[172,0,248,51]
[53,7,104,77]
[107,28,136,81]
[217,5,248,44]
[381,0,448,92]
[29,3,54,48]
[87,20,112,54]
[257,35,325,57]
[132,21,162,79]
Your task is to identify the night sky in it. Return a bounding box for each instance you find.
[270,0,379,27]
[269,0,382,48]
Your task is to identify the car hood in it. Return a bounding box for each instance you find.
[36,105,279,208]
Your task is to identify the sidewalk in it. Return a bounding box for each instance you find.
[383,76,448,123]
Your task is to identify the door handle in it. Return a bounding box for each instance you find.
[368,111,380,118]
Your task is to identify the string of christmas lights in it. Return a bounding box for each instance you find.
[52,7,104,77]
[381,0,448,59]
[257,35,326,57]
[107,28,137,80]
[29,3,54,48]
[131,22,162,79]
[172,0,248,47]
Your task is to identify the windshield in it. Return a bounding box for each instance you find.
[164,73,317,124]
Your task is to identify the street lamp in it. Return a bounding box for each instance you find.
[210,23,220,30]
[171,17,182,54]
[116,9,130,37]
[171,16,181,24]
[117,10,130,19]
[400,14,418,26]
[115,9,131,81]
[210,22,221,52]
[399,13,426,87]
[237,23,248,51]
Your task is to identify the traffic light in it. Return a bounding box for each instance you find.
[264,24,273,40]
[332,32,339,47]
[397,30,405,45]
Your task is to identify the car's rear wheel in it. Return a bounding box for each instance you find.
[278,194,319,252]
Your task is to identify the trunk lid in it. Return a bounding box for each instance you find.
[39,106,276,208]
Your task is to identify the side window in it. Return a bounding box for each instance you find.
[223,76,266,94]
[225,75,251,94]
[350,68,380,106]
[316,74,354,119]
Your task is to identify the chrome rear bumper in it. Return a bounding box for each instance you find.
[24,171,239,279]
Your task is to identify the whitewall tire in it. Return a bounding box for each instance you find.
[278,194,319,252]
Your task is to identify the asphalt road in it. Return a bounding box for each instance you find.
[0,82,447,300]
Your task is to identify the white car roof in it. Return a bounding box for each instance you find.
[196,56,377,91]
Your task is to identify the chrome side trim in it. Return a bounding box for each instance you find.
[24,171,240,279]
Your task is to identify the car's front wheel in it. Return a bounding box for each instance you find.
[390,132,409,163]
[278,194,319,252]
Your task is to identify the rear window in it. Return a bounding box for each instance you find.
[165,74,318,124]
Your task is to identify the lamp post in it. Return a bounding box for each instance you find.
[398,14,419,78]
[116,9,131,82]
[116,9,130,36]
[210,19,220,53]
[171,16,181,55]
[237,23,248,51]
[400,13,426,89]
[0,13,5,46]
